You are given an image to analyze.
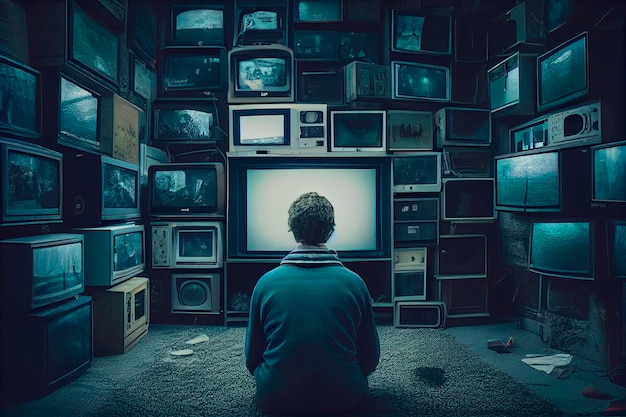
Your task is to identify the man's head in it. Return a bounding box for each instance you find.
[288,192,335,246]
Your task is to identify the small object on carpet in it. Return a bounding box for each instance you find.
[185,334,209,345]
[581,386,616,400]
[170,349,194,356]
[488,337,512,353]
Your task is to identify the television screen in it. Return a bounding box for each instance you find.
[437,234,486,277]
[529,220,593,279]
[233,5,287,45]
[227,155,391,259]
[537,32,588,113]
[295,0,342,22]
[391,10,452,55]
[442,178,494,221]
[495,151,560,211]
[232,108,289,149]
[392,61,449,101]
[102,161,138,210]
[160,48,226,95]
[608,220,626,279]
[544,0,574,32]
[0,56,40,138]
[59,76,99,148]
[149,163,225,217]
[392,153,441,193]
[237,57,286,92]
[331,110,386,152]
[592,140,626,203]
[113,229,144,273]
[170,5,224,46]
[71,3,119,83]
[128,0,157,62]
[153,101,222,143]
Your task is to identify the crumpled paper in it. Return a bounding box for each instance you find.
[521,353,573,374]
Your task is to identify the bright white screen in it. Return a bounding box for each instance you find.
[246,168,377,252]
[240,114,285,144]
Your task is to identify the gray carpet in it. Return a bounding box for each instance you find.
[1,324,563,417]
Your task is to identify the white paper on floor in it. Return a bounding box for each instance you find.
[185,334,210,345]
[521,353,573,374]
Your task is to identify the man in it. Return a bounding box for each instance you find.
[245,191,382,415]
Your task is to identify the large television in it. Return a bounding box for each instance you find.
[591,140,626,205]
[607,220,626,279]
[151,221,224,269]
[0,233,84,313]
[227,44,294,103]
[537,32,588,114]
[0,55,41,139]
[164,4,225,47]
[0,137,62,226]
[392,152,441,193]
[390,9,452,55]
[233,2,288,46]
[0,295,92,404]
[391,61,450,102]
[148,162,225,218]
[153,99,224,144]
[227,154,392,260]
[64,153,141,225]
[330,110,386,152]
[158,47,227,97]
[74,223,146,287]
[528,220,594,280]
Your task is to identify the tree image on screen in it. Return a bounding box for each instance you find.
[237,58,286,91]
[8,151,59,210]
[103,164,136,209]
[153,169,217,209]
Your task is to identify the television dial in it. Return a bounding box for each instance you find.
[301,111,322,124]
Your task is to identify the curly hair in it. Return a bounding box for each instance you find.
[287,192,335,245]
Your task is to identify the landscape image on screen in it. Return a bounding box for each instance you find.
[60,77,98,145]
[157,109,213,140]
[239,114,285,145]
[8,150,59,210]
[153,168,217,209]
[174,8,224,45]
[103,163,137,209]
[237,57,286,91]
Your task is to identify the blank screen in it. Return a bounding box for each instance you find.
[530,222,591,277]
[246,168,377,252]
[239,114,286,145]
[593,144,626,202]
[539,34,587,108]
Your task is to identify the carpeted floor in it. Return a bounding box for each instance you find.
[0,324,563,417]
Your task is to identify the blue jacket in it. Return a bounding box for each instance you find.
[245,247,380,414]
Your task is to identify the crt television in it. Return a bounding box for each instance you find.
[151,221,224,269]
[436,234,487,278]
[0,137,63,226]
[148,162,225,218]
[0,233,84,313]
[153,99,224,144]
[330,110,386,152]
[158,47,227,97]
[591,140,626,205]
[607,220,626,279]
[0,55,41,139]
[165,4,225,47]
[442,178,495,222]
[529,219,594,280]
[390,9,452,55]
[233,2,288,46]
[537,32,588,114]
[172,272,221,314]
[227,44,294,103]
[392,152,441,193]
[227,154,392,260]
[392,61,450,102]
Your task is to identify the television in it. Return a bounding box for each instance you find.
[74,223,146,287]
[127,0,158,64]
[528,220,594,280]
[391,61,450,102]
[436,234,487,278]
[441,178,495,222]
[153,99,224,144]
[151,221,224,269]
[607,220,626,279]
[171,272,221,314]
[91,276,149,356]
[387,110,433,151]
[392,152,441,193]
[229,103,327,154]
[233,2,288,46]
[393,247,427,301]
[0,295,92,404]
[544,0,574,33]
[390,9,452,55]
[442,147,492,178]
[294,0,342,22]
[227,154,392,260]
[294,30,340,61]
[488,52,536,116]
[0,233,84,313]
[165,4,225,47]
[64,153,141,225]
[495,150,561,212]
[0,55,41,138]
[148,162,225,218]
[435,107,491,147]
[158,47,227,97]
[0,137,62,226]
[537,32,588,113]
[227,44,294,103]
[330,110,386,152]
[591,140,626,204]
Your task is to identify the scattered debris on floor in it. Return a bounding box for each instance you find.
[521,353,573,374]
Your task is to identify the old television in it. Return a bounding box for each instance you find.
[233,2,288,46]
[294,0,342,22]
[392,61,450,102]
[387,110,433,151]
[392,152,441,193]
[537,32,588,114]
[441,178,495,222]
[529,220,594,280]
[0,295,92,404]
[442,147,492,178]
[165,4,225,47]
[487,0,546,56]
[153,99,224,144]
[227,154,392,260]
[330,110,386,152]
[488,52,536,116]
[127,0,158,64]
[390,9,451,55]
[151,221,224,269]
[91,277,149,356]
[229,103,327,154]
[435,107,491,147]
[296,66,344,104]
[436,234,487,278]
[75,223,145,287]
[172,272,221,314]
[607,220,626,279]
[227,44,294,103]
[0,137,62,226]
[0,233,83,313]
[148,162,225,218]
[591,140,626,205]
[158,47,227,97]
[64,153,140,225]
[0,55,41,139]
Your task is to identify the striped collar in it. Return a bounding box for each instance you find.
[280,247,343,266]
